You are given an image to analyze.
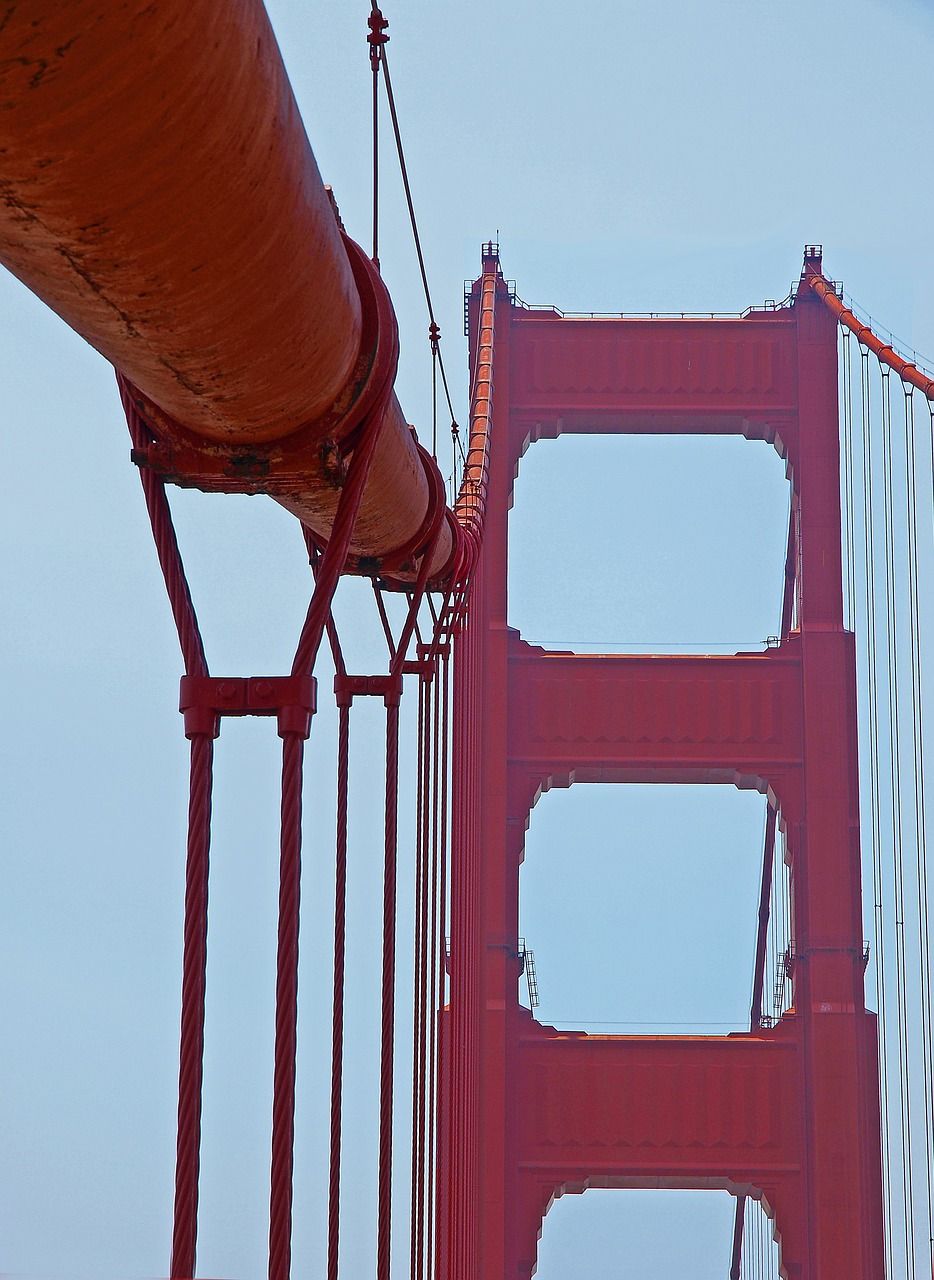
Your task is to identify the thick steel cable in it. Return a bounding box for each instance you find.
[268,730,305,1280]
[422,660,442,1279]
[903,381,934,1267]
[170,730,214,1280]
[327,701,351,1280]
[409,673,430,1280]
[806,274,934,401]
[377,699,402,1280]
[122,382,214,1279]
[427,646,450,1278]
[858,345,896,1274]
[303,528,355,1280]
[270,401,387,1279]
[120,383,207,680]
[291,374,392,679]
[880,363,917,1277]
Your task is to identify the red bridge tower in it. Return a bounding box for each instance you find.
[440,247,885,1278]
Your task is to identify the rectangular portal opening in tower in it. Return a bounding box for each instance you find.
[508,433,791,653]
[517,782,769,1034]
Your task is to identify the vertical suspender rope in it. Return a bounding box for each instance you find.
[842,330,858,629]
[409,664,430,1280]
[423,650,444,1278]
[270,382,390,1280]
[377,510,446,1280]
[377,688,402,1280]
[269,722,307,1280]
[121,381,213,1280]
[903,380,934,1267]
[858,345,896,1276]
[733,805,779,1278]
[368,8,387,266]
[327,692,351,1280]
[429,644,450,1280]
[880,362,917,1278]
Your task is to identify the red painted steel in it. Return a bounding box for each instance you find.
[804,267,934,399]
[440,249,885,1278]
[0,1,455,573]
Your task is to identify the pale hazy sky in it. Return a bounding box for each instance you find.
[2,2,933,1276]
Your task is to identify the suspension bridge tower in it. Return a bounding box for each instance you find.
[440,245,886,1279]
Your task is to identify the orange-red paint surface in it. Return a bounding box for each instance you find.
[0,0,448,564]
[440,254,885,1279]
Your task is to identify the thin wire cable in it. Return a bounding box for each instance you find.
[903,380,934,1268]
[842,330,858,627]
[880,361,917,1277]
[367,8,387,265]
[858,345,896,1275]
[371,6,461,436]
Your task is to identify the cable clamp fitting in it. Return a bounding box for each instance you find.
[179,675,317,741]
[334,672,403,707]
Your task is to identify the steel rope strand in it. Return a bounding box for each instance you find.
[268,399,386,1277]
[367,7,387,266]
[903,381,934,1266]
[268,729,305,1280]
[859,343,896,1273]
[415,665,437,1280]
[429,646,451,1279]
[170,729,214,1280]
[733,805,778,1276]
[422,656,443,1279]
[302,529,351,1280]
[880,361,917,1275]
[409,672,429,1280]
[121,383,213,1276]
[377,698,402,1280]
[120,384,206,679]
[376,31,460,436]
[327,700,351,1280]
[290,389,390,681]
[843,330,858,628]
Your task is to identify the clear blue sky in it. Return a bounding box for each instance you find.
[1,2,933,1276]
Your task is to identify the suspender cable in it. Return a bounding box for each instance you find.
[842,330,858,629]
[122,386,214,1280]
[858,345,896,1275]
[325,575,351,1280]
[377,693,402,1280]
[368,9,388,266]
[268,728,305,1280]
[409,667,431,1280]
[880,363,917,1278]
[428,651,445,1274]
[326,694,351,1280]
[903,380,934,1268]
[429,645,451,1279]
[270,386,388,1280]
